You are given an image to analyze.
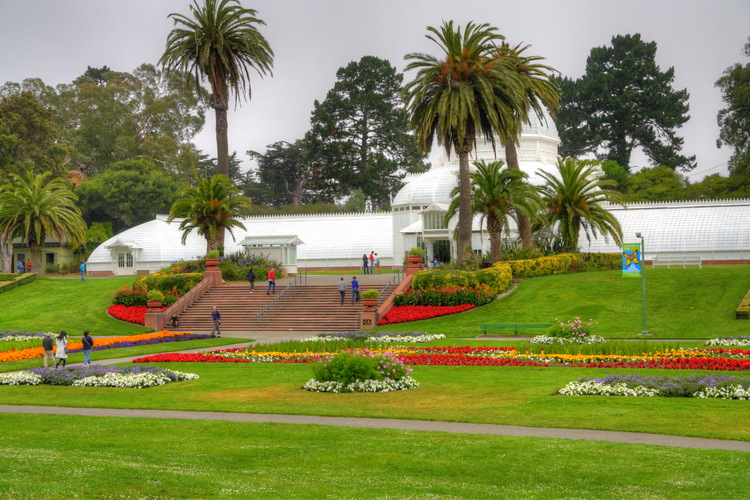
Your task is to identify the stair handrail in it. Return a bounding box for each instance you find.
[253,269,307,332]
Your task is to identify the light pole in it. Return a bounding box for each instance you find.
[636,232,650,335]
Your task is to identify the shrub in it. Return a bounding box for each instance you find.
[133,272,203,294]
[411,262,512,296]
[147,290,165,302]
[312,351,411,386]
[60,262,80,275]
[548,317,597,338]
[44,263,60,274]
[360,289,380,299]
[206,250,220,259]
[112,286,148,306]
[394,285,493,306]
[408,247,424,256]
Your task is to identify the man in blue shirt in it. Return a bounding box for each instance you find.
[351,276,359,304]
[211,306,221,337]
[81,330,94,365]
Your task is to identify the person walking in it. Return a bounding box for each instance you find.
[337,277,347,305]
[16,260,23,274]
[374,253,381,274]
[267,268,276,294]
[42,333,55,368]
[81,330,94,366]
[351,276,360,304]
[55,331,68,369]
[210,306,221,337]
[79,261,86,281]
[246,268,256,293]
[362,254,369,274]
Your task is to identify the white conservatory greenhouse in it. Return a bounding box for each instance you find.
[86,110,750,275]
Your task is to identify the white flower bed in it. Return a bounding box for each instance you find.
[302,334,446,343]
[0,335,41,342]
[559,381,658,397]
[303,376,420,393]
[0,372,43,385]
[704,337,750,347]
[72,370,199,389]
[560,381,750,400]
[695,386,750,400]
[530,335,607,345]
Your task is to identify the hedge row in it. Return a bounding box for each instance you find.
[411,253,620,296]
[133,272,204,295]
[737,290,750,320]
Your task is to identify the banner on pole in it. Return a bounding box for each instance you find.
[622,243,642,278]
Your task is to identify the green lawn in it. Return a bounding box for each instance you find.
[375,266,750,338]
[1,414,747,499]
[2,362,748,442]
[0,276,150,335]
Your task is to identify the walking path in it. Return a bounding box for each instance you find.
[1,404,748,452]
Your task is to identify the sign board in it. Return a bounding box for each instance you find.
[622,243,642,278]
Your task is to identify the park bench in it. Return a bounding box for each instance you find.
[480,323,552,336]
[651,255,702,269]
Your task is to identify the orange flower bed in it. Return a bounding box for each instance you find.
[0,331,194,363]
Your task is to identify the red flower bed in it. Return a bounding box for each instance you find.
[378,305,476,325]
[133,353,251,363]
[569,357,750,371]
[108,305,166,325]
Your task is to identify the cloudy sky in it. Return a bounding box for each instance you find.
[1,0,748,180]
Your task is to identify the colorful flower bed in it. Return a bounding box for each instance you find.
[0,330,45,342]
[559,374,750,399]
[0,365,198,388]
[303,350,419,393]
[378,305,476,325]
[301,331,446,343]
[0,331,204,363]
[394,285,494,307]
[107,304,167,325]
[132,345,750,372]
[530,335,607,345]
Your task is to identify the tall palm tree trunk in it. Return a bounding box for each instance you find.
[504,139,536,250]
[1,241,11,274]
[212,95,229,251]
[487,213,503,263]
[457,148,473,263]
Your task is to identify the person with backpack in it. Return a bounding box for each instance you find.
[81,330,94,366]
[246,268,256,293]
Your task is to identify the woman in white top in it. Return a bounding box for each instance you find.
[55,330,68,368]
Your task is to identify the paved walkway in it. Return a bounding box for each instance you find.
[1,404,748,452]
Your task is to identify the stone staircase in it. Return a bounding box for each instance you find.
[171,283,368,333]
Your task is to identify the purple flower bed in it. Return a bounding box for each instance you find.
[67,334,212,354]
[28,365,183,386]
[582,374,750,397]
[0,330,45,339]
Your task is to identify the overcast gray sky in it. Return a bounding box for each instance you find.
[1,0,748,180]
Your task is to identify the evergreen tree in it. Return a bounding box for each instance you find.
[306,56,426,209]
[557,34,695,171]
[716,37,750,178]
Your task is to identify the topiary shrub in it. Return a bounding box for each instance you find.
[147,290,165,302]
[360,289,380,299]
[206,250,220,259]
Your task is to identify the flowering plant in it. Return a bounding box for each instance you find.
[547,317,597,338]
[559,374,750,399]
[0,365,198,388]
[302,331,446,343]
[378,305,475,325]
[306,350,418,393]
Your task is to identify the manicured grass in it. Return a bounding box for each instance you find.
[0,414,747,499]
[2,362,748,442]
[375,266,750,339]
[0,337,245,373]
[0,276,150,335]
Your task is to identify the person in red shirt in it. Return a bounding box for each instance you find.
[27,261,32,272]
[369,251,375,271]
[267,268,276,294]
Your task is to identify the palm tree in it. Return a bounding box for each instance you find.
[160,0,274,177]
[494,42,560,250]
[0,172,86,275]
[168,175,252,252]
[537,158,625,252]
[445,161,541,263]
[403,21,524,264]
